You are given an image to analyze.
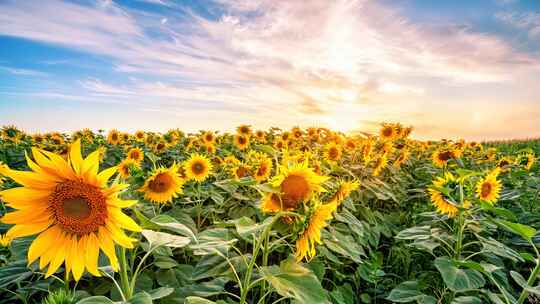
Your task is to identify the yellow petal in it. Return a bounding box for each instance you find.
[27,226,60,266]
[82,150,100,184]
[107,198,138,208]
[0,187,51,208]
[6,219,52,239]
[2,169,57,190]
[46,233,69,277]
[96,166,117,187]
[1,206,51,224]
[108,207,142,232]
[84,233,101,277]
[98,227,119,271]
[69,139,84,175]
[72,237,86,281]
[105,221,135,248]
[40,149,77,180]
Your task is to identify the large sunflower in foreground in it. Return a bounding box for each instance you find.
[139,164,184,204]
[0,140,141,281]
[428,173,460,217]
[261,161,329,213]
[476,168,502,204]
[184,154,213,182]
[295,200,337,261]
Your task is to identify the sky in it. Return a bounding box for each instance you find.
[0,0,539,140]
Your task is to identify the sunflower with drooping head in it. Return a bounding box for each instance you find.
[0,140,141,281]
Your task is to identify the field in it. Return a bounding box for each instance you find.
[0,124,539,304]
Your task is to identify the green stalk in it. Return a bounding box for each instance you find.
[119,247,132,300]
[517,242,540,304]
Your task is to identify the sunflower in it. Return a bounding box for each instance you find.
[0,140,141,281]
[324,143,342,162]
[264,161,329,212]
[330,180,360,206]
[428,173,460,217]
[373,153,388,177]
[255,130,266,142]
[518,153,535,171]
[184,154,213,182]
[274,139,286,150]
[139,164,184,204]
[281,132,291,142]
[134,131,145,142]
[497,157,513,172]
[362,140,374,164]
[254,158,272,182]
[476,168,502,204]
[432,150,455,168]
[234,134,249,150]
[118,159,139,179]
[295,200,337,261]
[379,123,395,140]
[292,127,303,139]
[32,133,45,145]
[237,125,252,136]
[121,133,130,143]
[50,134,65,146]
[202,131,215,145]
[107,130,121,145]
[231,163,251,180]
[344,138,357,151]
[393,149,410,167]
[153,141,168,154]
[126,147,144,164]
[1,125,24,143]
[205,143,216,154]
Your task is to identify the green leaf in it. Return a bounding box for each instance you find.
[494,219,537,241]
[142,229,191,248]
[434,257,485,292]
[386,281,423,303]
[451,296,481,304]
[261,258,329,304]
[147,287,174,300]
[477,236,524,262]
[184,297,216,304]
[76,296,115,304]
[151,215,198,242]
[128,292,153,304]
[510,271,540,296]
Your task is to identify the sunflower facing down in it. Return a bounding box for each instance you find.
[330,180,360,206]
[372,153,388,177]
[295,200,337,261]
[476,168,502,205]
[262,161,329,213]
[184,154,213,182]
[0,140,141,281]
[428,173,460,217]
[139,164,184,204]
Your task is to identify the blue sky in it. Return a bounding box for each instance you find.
[1,0,539,140]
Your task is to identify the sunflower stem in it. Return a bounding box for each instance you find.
[119,247,132,300]
[64,270,70,292]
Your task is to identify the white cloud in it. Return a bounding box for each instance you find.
[495,11,540,39]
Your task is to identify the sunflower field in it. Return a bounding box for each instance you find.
[0,124,539,304]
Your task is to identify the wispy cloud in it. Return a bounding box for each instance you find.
[0,66,49,77]
[496,11,540,39]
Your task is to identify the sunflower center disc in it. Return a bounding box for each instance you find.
[50,180,107,235]
[149,173,173,193]
[62,197,91,220]
[280,174,310,209]
[481,182,492,198]
[192,162,205,175]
